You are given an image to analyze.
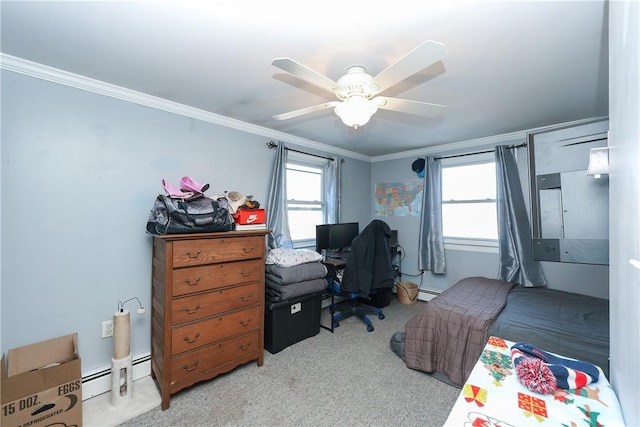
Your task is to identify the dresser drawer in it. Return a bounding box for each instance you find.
[172,258,262,297]
[172,236,264,267]
[172,306,261,355]
[172,282,261,324]
[170,330,260,385]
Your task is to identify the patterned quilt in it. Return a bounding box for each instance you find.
[443,336,625,427]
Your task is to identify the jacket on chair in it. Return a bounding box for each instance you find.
[341,220,395,295]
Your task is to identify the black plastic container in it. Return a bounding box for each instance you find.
[264,291,324,354]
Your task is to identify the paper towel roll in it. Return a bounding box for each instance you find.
[113,310,131,359]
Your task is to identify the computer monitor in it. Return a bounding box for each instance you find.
[315,224,331,253]
[315,222,359,253]
[329,222,359,251]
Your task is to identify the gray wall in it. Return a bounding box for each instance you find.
[339,157,371,226]
[370,157,423,282]
[371,140,610,300]
[0,70,371,373]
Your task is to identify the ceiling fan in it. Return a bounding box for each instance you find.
[272,40,448,129]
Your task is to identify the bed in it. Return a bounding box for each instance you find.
[398,276,610,386]
[443,336,624,426]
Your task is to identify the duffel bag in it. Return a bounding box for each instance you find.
[146,194,233,234]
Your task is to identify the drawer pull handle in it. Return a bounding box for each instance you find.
[183,332,200,344]
[184,305,201,315]
[185,277,201,286]
[239,344,251,351]
[242,247,257,254]
[239,319,252,327]
[240,269,253,277]
[240,295,252,302]
[185,250,201,259]
[183,361,199,372]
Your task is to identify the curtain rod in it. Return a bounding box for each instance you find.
[266,140,334,161]
[434,142,527,161]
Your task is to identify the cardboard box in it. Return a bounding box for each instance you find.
[2,333,82,427]
[233,209,265,225]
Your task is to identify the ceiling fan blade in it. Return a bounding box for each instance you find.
[375,96,446,116]
[273,101,341,120]
[272,58,339,94]
[372,40,448,94]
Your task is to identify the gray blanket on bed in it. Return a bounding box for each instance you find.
[487,286,610,378]
[403,276,514,386]
[265,277,328,302]
[265,262,327,285]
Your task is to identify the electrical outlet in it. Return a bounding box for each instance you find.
[101,320,114,339]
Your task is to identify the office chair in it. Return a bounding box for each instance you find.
[327,220,395,332]
[327,279,386,332]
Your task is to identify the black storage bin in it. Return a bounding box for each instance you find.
[264,291,324,354]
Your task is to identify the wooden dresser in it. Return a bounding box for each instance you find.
[150,230,268,410]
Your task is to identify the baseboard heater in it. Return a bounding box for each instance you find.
[81,353,151,400]
[418,289,440,302]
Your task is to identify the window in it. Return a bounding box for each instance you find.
[286,162,325,246]
[441,161,498,241]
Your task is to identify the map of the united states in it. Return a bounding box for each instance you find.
[374,180,423,217]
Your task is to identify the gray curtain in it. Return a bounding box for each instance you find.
[324,156,341,223]
[266,141,293,249]
[418,156,446,274]
[495,145,547,287]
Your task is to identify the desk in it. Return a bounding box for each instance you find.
[320,259,346,333]
[323,258,347,269]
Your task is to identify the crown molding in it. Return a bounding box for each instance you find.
[371,131,527,163]
[372,116,609,163]
[0,53,371,162]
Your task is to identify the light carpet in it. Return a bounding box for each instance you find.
[118,297,459,426]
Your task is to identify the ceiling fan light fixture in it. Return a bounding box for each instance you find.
[271,40,448,125]
[334,95,379,129]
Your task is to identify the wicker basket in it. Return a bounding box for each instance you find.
[397,281,419,305]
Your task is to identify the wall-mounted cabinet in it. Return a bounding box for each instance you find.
[528,119,609,265]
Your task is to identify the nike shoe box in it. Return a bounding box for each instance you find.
[233,209,265,225]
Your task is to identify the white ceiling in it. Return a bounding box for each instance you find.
[0,0,609,157]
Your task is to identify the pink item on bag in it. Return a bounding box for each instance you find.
[180,176,210,194]
[162,179,193,198]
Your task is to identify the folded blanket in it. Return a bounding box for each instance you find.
[404,276,514,386]
[265,278,327,302]
[265,262,327,285]
[265,248,322,267]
